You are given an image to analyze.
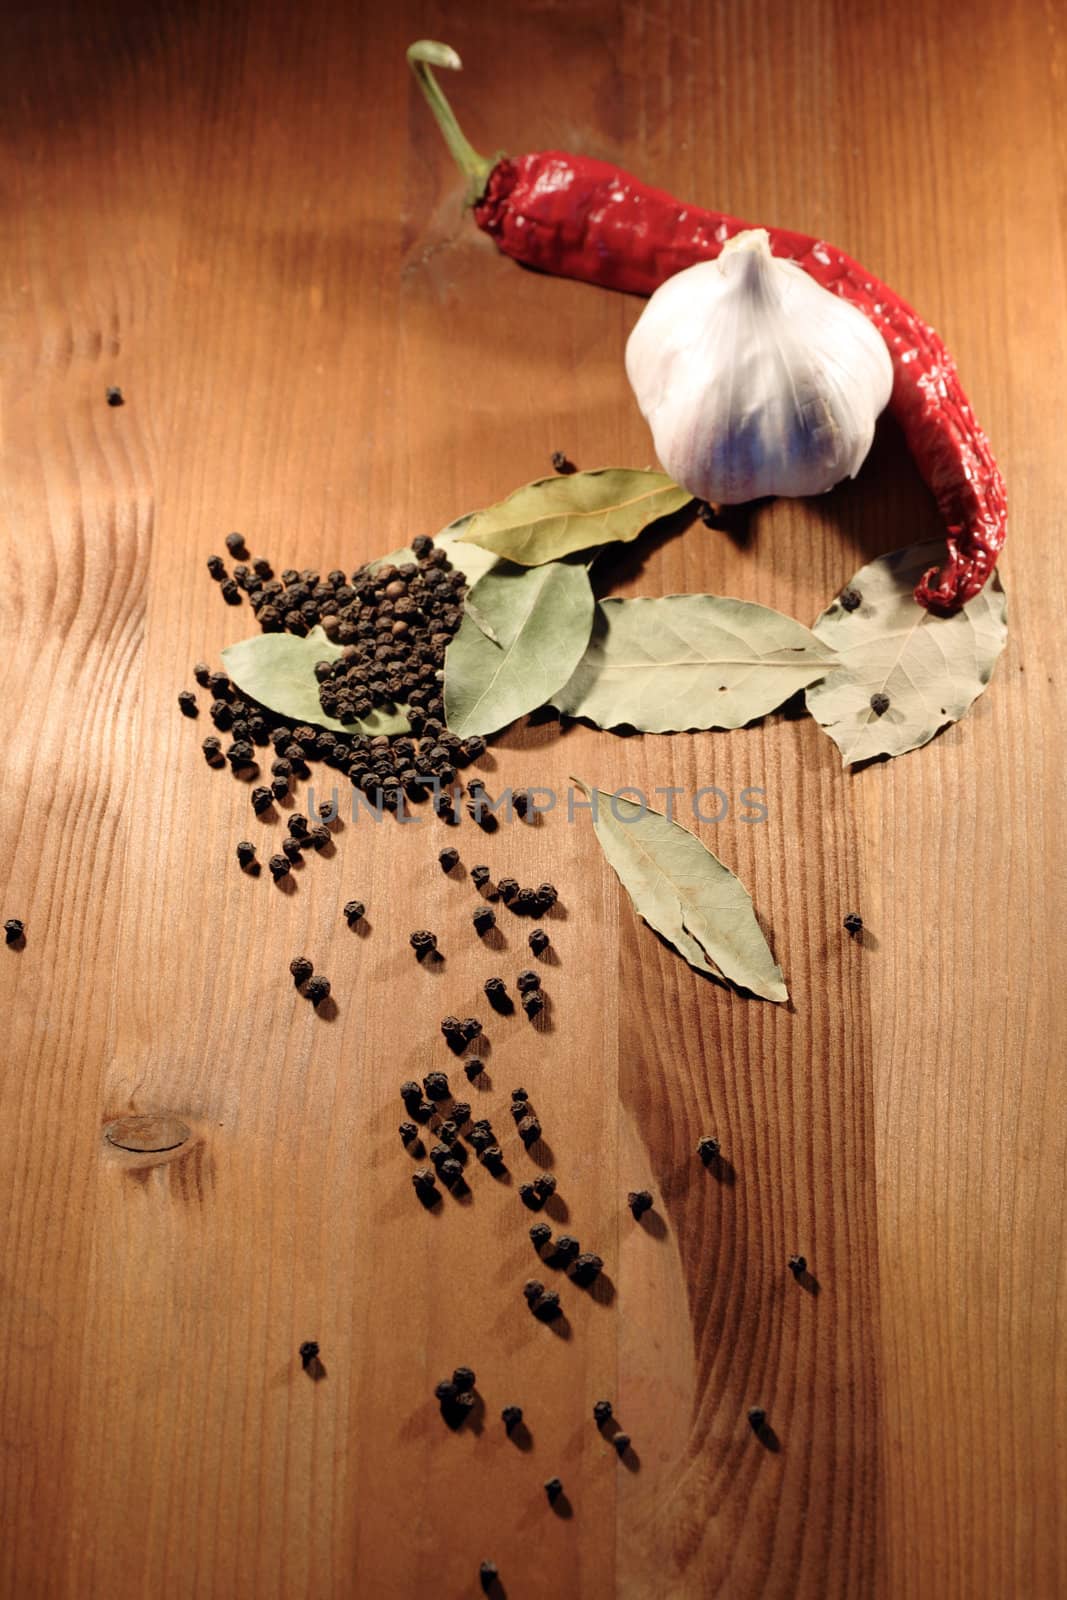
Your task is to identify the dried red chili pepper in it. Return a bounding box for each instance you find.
[408,42,1005,613]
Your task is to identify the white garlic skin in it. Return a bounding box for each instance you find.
[625,228,894,504]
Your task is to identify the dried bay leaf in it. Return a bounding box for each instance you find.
[552,594,837,731]
[221,626,411,735]
[806,541,1009,765]
[444,559,595,738]
[457,468,692,566]
[572,779,787,1002]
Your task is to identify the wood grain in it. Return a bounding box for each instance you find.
[1,1,1064,1595]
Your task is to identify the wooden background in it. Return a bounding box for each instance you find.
[1,0,1064,1595]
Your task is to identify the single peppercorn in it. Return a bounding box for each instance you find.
[472,905,496,935]
[570,1252,603,1286]
[271,776,289,800]
[193,661,210,685]
[410,929,438,956]
[613,1432,631,1456]
[344,900,365,925]
[438,846,460,872]
[511,1087,529,1103]
[202,735,223,763]
[281,836,302,863]
[788,1254,807,1276]
[423,1071,451,1101]
[220,578,241,605]
[105,386,125,406]
[305,975,331,1006]
[466,1123,494,1151]
[268,853,291,880]
[532,1289,561,1322]
[480,1144,505,1173]
[533,1173,556,1199]
[400,1080,421,1107]
[206,554,226,580]
[535,882,558,909]
[298,1340,319,1369]
[4,918,25,945]
[551,450,574,473]
[519,1183,542,1210]
[516,969,541,994]
[452,1366,476,1392]
[513,888,537,915]
[839,586,862,611]
[463,1057,484,1082]
[593,1400,613,1426]
[441,1015,464,1044]
[399,1121,418,1146]
[289,956,313,984]
[435,1379,458,1406]
[306,826,330,852]
[544,1476,563,1502]
[870,691,890,716]
[844,912,863,935]
[518,1115,542,1145]
[501,1405,523,1432]
[698,1136,720,1164]
[177,689,198,717]
[628,1190,653,1220]
[528,928,550,955]
[460,1017,482,1042]
[287,814,309,839]
[225,531,247,557]
[497,877,520,903]
[236,840,257,868]
[437,1120,459,1146]
[522,1279,545,1304]
[747,1407,767,1433]
[251,786,273,815]
[412,1167,437,1201]
[484,976,510,1011]
[479,1560,499,1593]
[439,1157,464,1186]
[552,1235,580,1266]
[530,1222,552,1249]
[471,864,491,888]
[450,1102,471,1126]
[522,991,545,1020]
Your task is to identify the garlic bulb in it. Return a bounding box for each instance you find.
[625,228,893,504]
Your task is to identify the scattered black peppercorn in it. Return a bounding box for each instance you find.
[530,1221,552,1249]
[533,1174,556,1201]
[399,1122,418,1146]
[225,531,248,558]
[551,1235,580,1267]
[570,1252,603,1287]
[467,1122,494,1151]
[612,1432,631,1456]
[463,1057,484,1082]
[747,1407,767,1434]
[472,905,496,935]
[628,1190,653,1220]
[513,889,537,915]
[412,1167,437,1202]
[236,840,257,868]
[220,578,241,605]
[439,1157,464,1187]
[839,586,862,611]
[529,928,550,955]
[870,691,890,716]
[522,991,545,1020]
[287,814,309,839]
[423,1071,451,1101]
[400,1080,421,1107]
[518,1114,542,1145]
[788,1254,807,1276]
[544,1476,563,1502]
[252,787,273,815]
[281,837,303,863]
[698,1136,720,1164]
[344,900,365,925]
[593,1400,613,1426]
[501,1405,523,1432]
[435,1379,459,1406]
[410,929,438,956]
[532,1288,561,1322]
[438,846,460,873]
[535,882,558,909]
[479,1560,499,1593]
[844,912,863,935]
[519,1182,542,1210]
[437,1120,459,1146]
[497,877,520,903]
[471,864,491,888]
[522,1279,545,1304]
[299,1340,319,1369]
[480,1144,505,1174]
[450,1101,471,1126]
[193,662,210,685]
[305,975,331,1006]
[460,1017,482,1042]
[177,689,198,717]
[290,956,313,985]
[452,1366,476,1392]
[512,789,531,819]
[441,1015,464,1046]
[268,853,291,880]
[271,776,289,800]
[551,451,575,473]
[511,1087,529,1103]
[4,918,25,945]
[202,735,223,764]
[484,976,510,1012]
[206,555,226,581]
[106,386,124,407]
[516,969,541,994]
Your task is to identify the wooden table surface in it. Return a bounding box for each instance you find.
[1,1,1064,1595]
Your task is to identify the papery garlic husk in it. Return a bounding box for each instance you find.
[625,228,894,504]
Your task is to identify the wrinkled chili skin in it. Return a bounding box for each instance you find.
[475,154,1005,612]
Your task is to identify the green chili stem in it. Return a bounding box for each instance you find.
[406,40,495,201]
